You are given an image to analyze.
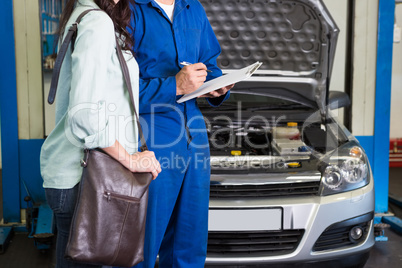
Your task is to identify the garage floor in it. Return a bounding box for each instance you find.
[0,169,402,268]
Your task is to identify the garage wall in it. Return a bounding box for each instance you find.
[13,0,44,140]
[351,0,378,136]
[323,0,347,95]
[390,4,402,138]
[322,0,348,123]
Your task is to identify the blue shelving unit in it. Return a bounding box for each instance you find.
[41,0,66,68]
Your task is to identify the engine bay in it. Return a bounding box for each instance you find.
[207,119,344,172]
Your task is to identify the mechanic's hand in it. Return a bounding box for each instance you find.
[198,83,235,98]
[129,151,161,180]
[176,63,208,95]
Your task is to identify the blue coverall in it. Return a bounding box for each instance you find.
[129,0,229,267]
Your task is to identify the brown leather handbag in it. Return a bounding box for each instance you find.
[48,9,152,267]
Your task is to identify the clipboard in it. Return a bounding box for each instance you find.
[177,61,263,103]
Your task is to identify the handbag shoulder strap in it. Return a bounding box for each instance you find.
[48,8,99,104]
[48,9,148,152]
[114,38,148,152]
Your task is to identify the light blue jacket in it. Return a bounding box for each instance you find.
[40,0,139,189]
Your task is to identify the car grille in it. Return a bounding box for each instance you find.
[313,215,372,251]
[210,181,320,198]
[207,230,304,256]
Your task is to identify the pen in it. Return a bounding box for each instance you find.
[179,61,212,72]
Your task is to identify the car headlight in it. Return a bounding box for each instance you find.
[320,145,370,196]
[341,158,368,183]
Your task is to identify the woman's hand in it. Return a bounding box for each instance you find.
[101,140,162,180]
[129,151,161,180]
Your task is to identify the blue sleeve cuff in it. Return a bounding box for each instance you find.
[206,90,230,107]
[84,121,116,149]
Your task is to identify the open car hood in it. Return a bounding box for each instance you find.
[201,0,339,121]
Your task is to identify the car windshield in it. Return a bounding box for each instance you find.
[197,93,310,111]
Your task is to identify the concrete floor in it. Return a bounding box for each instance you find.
[365,229,402,268]
[389,168,402,220]
[0,169,402,267]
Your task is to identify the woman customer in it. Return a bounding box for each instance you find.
[40,0,161,267]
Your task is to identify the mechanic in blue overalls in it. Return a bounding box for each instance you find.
[128,0,233,267]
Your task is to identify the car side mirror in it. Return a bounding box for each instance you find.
[328,91,351,110]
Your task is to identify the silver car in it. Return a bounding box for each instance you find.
[198,0,375,267]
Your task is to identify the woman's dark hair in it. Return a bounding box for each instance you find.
[58,0,135,50]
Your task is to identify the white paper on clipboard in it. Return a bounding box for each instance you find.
[177,61,263,103]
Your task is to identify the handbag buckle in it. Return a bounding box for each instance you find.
[81,149,90,167]
[80,159,87,167]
